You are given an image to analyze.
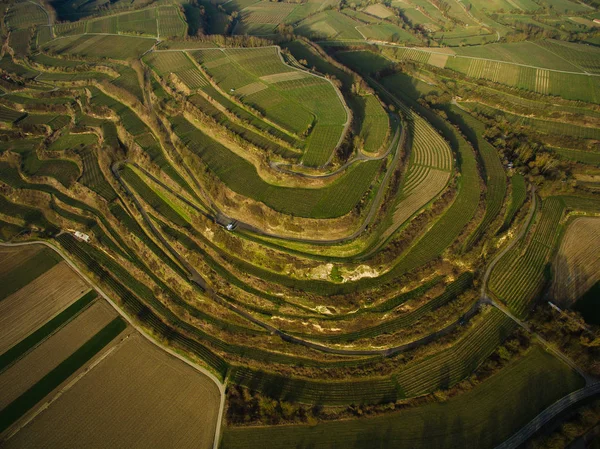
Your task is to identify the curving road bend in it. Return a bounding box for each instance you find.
[113,159,485,358]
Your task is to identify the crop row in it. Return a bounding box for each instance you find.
[170,115,381,219]
[448,106,507,249]
[293,272,473,343]
[489,196,565,317]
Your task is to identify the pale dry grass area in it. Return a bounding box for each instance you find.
[428,53,449,68]
[5,333,221,449]
[0,262,90,355]
[260,71,309,83]
[0,300,117,410]
[552,217,600,305]
[364,3,394,18]
[0,246,42,278]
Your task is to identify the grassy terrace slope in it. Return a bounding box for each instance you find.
[191,46,348,166]
[1,3,599,446]
[170,115,381,219]
[222,347,584,449]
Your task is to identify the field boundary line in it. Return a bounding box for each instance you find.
[529,40,588,74]
[320,40,600,77]
[0,240,227,449]
[2,334,130,442]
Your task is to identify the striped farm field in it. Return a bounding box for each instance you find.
[144,51,196,75]
[86,16,118,34]
[489,196,566,317]
[356,94,390,154]
[502,174,527,231]
[78,147,118,201]
[229,308,514,405]
[551,217,600,305]
[0,260,90,355]
[43,34,155,60]
[116,8,157,36]
[53,21,85,37]
[3,333,221,449]
[222,345,583,449]
[0,299,116,410]
[191,46,347,166]
[461,102,600,141]
[4,1,47,29]
[448,106,506,249]
[0,105,26,123]
[9,29,31,58]
[158,6,187,37]
[443,55,600,103]
[378,108,452,244]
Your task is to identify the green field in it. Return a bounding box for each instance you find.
[43,34,156,60]
[490,196,564,317]
[222,346,584,449]
[170,115,381,218]
[191,46,347,166]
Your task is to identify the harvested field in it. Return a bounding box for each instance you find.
[0,247,61,300]
[427,53,448,68]
[0,300,116,410]
[0,261,90,355]
[551,217,600,306]
[0,246,42,278]
[4,333,221,449]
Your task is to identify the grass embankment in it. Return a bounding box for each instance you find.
[221,346,584,449]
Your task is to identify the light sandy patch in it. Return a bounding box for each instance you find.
[364,3,394,18]
[308,262,333,280]
[0,262,90,355]
[4,333,221,449]
[428,53,448,68]
[342,264,380,282]
[260,71,309,83]
[551,217,600,306]
[415,46,456,55]
[569,17,599,27]
[0,300,116,410]
[0,246,42,278]
[235,81,268,97]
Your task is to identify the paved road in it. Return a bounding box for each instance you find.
[129,117,406,247]
[495,383,600,449]
[478,187,600,448]
[114,160,486,357]
[0,240,226,449]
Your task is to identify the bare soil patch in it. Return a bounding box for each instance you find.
[0,262,90,355]
[0,300,117,410]
[5,333,221,449]
[0,246,42,278]
[552,217,600,306]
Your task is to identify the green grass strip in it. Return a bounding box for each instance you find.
[0,290,98,373]
[0,316,126,433]
[0,248,61,301]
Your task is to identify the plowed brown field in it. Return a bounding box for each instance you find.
[0,262,90,354]
[4,333,221,449]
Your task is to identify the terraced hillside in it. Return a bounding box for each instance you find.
[0,0,599,448]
